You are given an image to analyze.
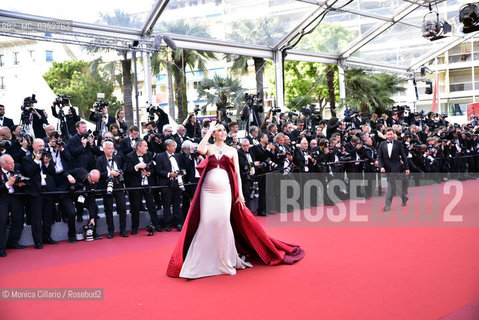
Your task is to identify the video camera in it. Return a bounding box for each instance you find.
[147,104,166,122]
[94,93,109,113]
[21,94,37,114]
[53,94,70,108]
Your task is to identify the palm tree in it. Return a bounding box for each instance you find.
[151,49,175,118]
[96,10,142,126]
[196,74,244,122]
[227,17,282,100]
[345,68,406,114]
[158,20,216,122]
[298,23,357,117]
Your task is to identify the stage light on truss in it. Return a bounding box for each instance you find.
[422,6,451,40]
[459,3,479,33]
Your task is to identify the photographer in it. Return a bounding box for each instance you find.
[240,93,264,129]
[89,103,115,137]
[67,121,96,170]
[0,126,13,156]
[125,139,160,235]
[290,119,307,143]
[225,122,239,148]
[0,105,14,128]
[120,125,141,158]
[21,96,49,139]
[245,126,259,146]
[115,109,128,136]
[156,139,184,232]
[152,106,170,133]
[252,132,275,216]
[66,168,102,239]
[178,140,201,220]
[51,96,80,139]
[108,124,124,149]
[96,140,128,239]
[183,113,201,140]
[21,139,58,249]
[293,137,317,173]
[0,154,26,257]
[10,130,32,162]
[238,138,259,209]
[173,125,188,153]
[46,133,78,242]
[266,123,278,143]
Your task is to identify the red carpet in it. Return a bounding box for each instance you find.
[1,179,479,320]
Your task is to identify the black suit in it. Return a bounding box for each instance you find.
[156,152,183,227]
[178,151,198,219]
[238,149,256,209]
[21,154,56,245]
[240,104,263,128]
[377,140,409,207]
[49,148,77,239]
[172,133,188,153]
[0,167,25,251]
[31,109,49,139]
[89,112,115,134]
[96,154,127,234]
[67,133,96,170]
[0,116,14,128]
[68,167,99,221]
[252,144,273,215]
[125,151,159,231]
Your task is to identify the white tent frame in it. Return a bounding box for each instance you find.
[0,0,477,108]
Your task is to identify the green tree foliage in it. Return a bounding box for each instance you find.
[196,74,244,116]
[158,19,216,122]
[227,17,283,99]
[283,61,339,116]
[95,10,142,126]
[43,60,119,118]
[344,68,406,114]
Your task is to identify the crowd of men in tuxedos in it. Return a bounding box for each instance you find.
[1,97,479,258]
[0,100,204,258]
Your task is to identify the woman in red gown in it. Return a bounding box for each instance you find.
[167,122,304,279]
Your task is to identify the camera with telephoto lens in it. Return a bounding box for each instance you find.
[172,169,187,191]
[0,139,11,149]
[82,129,94,140]
[21,94,37,114]
[258,157,278,170]
[143,160,156,173]
[41,147,53,160]
[106,169,124,195]
[53,94,70,108]
[147,129,162,141]
[14,173,30,186]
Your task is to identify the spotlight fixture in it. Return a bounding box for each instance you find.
[459,3,479,33]
[422,4,451,40]
[420,66,433,77]
[152,34,178,51]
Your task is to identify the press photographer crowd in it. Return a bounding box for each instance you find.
[0,93,478,257]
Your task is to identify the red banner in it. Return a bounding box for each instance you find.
[467,103,479,124]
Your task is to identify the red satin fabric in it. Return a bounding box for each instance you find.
[167,154,305,278]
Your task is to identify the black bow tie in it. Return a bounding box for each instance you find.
[387,141,393,144]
